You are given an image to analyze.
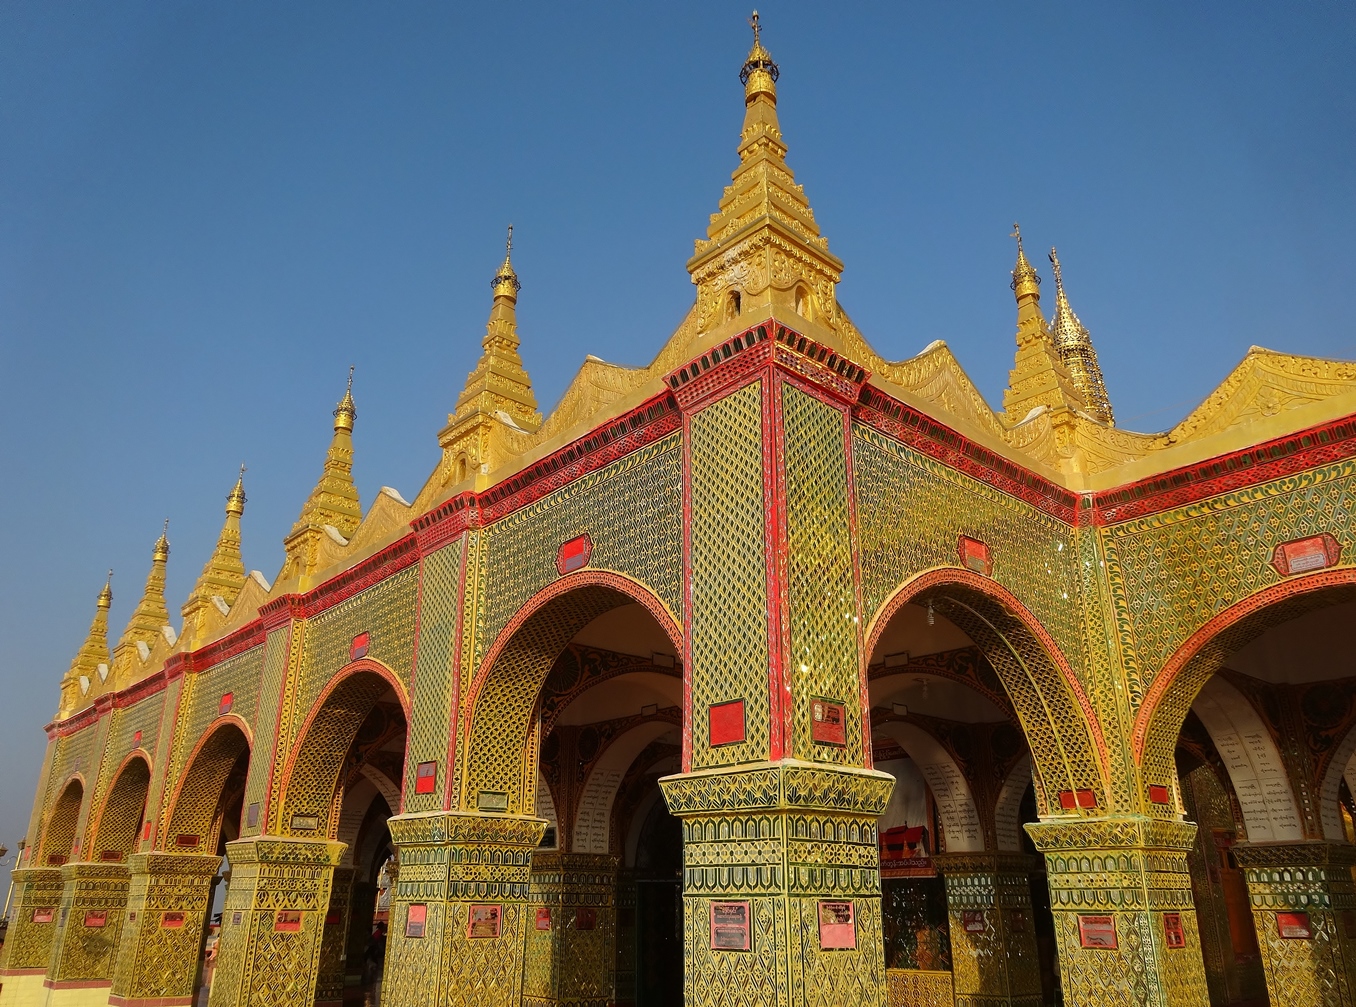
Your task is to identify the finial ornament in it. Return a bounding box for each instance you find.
[226,463,248,514]
[334,366,358,431]
[98,570,113,609]
[153,519,171,561]
[506,223,513,256]
[740,10,778,92]
[750,10,761,46]
[492,225,522,298]
[1010,223,1023,254]
[1049,246,1064,288]
[1009,222,1040,294]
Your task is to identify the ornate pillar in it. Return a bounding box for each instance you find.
[313,867,356,1007]
[1025,817,1210,1007]
[0,867,65,1007]
[934,853,1043,1007]
[206,837,345,1007]
[659,761,893,1007]
[522,853,619,1007]
[1233,842,1356,1007]
[381,811,546,1007]
[43,862,132,1007]
[108,852,222,1007]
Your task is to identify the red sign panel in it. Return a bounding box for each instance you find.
[710,901,750,951]
[962,910,986,933]
[161,912,186,930]
[1076,789,1098,809]
[350,632,370,661]
[709,700,746,746]
[132,730,142,745]
[1007,909,1028,933]
[468,904,502,939]
[1078,914,1117,949]
[274,911,302,933]
[174,834,200,849]
[818,901,856,950]
[535,907,552,931]
[415,761,437,794]
[84,910,108,928]
[576,908,596,930]
[405,904,427,938]
[1162,912,1185,948]
[32,907,54,924]
[325,910,342,926]
[958,536,993,576]
[1277,912,1312,939]
[1271,534,1341,576]
[1148,784,1171,805]
[218,693,233,716]
[100,850,124,862]
[811,699,846,746]
[556,535,593,575]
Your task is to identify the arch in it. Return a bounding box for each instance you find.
[1133,571,1356,790]
[278,661,410,839]
[993,755,1032,852]
[794,284,814,321]
[866,568,1109,812]
[535,770,559,849]
[725,288,742,320]
[164,719,251,852]
[1191,677,1303,841]
[90,752,152,861]
[1318,724,1356,841]
[573,721,681,854]
[874,721,984,852]
[39,776,85,866]
[461,571,683,815]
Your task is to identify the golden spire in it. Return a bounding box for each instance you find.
[687,12,843,334]
[109,524,173,687]
[180,467,250,648]
[281,373,364,585]
[1002,224,1085,424]
[1048,247,1115,426]
[58,574,113,716]
[437,231,542,485]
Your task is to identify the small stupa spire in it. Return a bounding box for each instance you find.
[1048,247,1115,426]
[180,467,250,648]
[58,574,113,716]
[111,525,173,680]
[1002,224,1085,424]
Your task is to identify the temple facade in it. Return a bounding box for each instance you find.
[5,17,1356,1007]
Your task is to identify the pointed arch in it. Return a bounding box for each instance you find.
[38,776,85,866]
[573,720,681,854]
[90,752,152,862]
[873,720,984,852]
[163,718,251,852]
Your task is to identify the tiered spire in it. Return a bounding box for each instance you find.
[1001,224,1085,423]
[180,467,249,648]
[58,575,112,717]
[437,228,542,487]
[108,525,173,688]
[1048,248,1114,425]
[687,12,843,334]
[280,371,364,586]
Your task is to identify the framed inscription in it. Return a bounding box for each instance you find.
[709,901,751,951]
[818,901,856,950]
[962,909,986,933]
[1077,914,1117,949]
[161,912,186,929]
[535,907,552,931]
[1276,912,1312,939]
[468,904,502,939]
[1162,912,1185,948]
[811,699,846,746]
[405,904,426,938]
[83,910,107,928]
[274,911,302,933]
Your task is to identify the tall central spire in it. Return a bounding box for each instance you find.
[687,13,843,335]
[1002,223,1085,424]
[1048,247,1115,425]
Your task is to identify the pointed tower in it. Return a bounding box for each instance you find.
[1001,224,1085,423]
[688,12,844,335]
[57,576,112,717]
[109,525,173,687]
[180,467,249,649]
[437,228,542,487]
[1048,247,1115,425]
[280,371,364,586]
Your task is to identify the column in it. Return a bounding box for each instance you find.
[381,811,546,1007]
[935,853,1043,1007]
[206,837,345,1007]
[108,852,222,1007]
[313,867,355,1007]
[1233,841,1356,1007]
[659,761,894,1007]
[43,863,132,1007]
[0,868,65,1007]
[522,853,619,1007]
[1026,817,1210,1007]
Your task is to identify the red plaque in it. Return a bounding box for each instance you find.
[710,901,750,951]
[1276,911,1312,939]
[818,901,856,950]
[1007,909,1028,933]
[1076,789,1098,809]
[350,632,370,661]
[962,910,986,933]
[405,904,427,938]
[1271,534,1341,576]
[218,692,234,716]
[1078,914,1117,949]
[325,910,342,926]
[100,850,124,862]
[415,761,437,794]
[1162,912,1185,948]
[132,730,142,745]
[1148,784,1171,805]
[468,904,502,939]
[576,908,596,930]
[811,699,846,746]
[84,910,107,928]
[161,912,186,929]
[709,700,746,746]
[556,535,593,575]
[1058,790,1078,810]
[142,822,153,841]
[535,907,552,931]
[32,907,54,924]
[274,910,302,933]
[958,536,993,576]
[174,834,200,849]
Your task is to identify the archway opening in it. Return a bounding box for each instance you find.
[92,757,151,863]
[40,778,85,866]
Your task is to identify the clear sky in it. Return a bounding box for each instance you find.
[1,2,1353,862]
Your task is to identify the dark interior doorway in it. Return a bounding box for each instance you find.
[634,797,683,1007]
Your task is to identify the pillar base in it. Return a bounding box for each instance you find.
[1233,841,1356,1007]
[0,868,65,978]
[935,853,1043,1007]
[45,862,132,996]
[523,853,619,1007]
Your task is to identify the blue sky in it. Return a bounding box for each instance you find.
[1,2,1353,854]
